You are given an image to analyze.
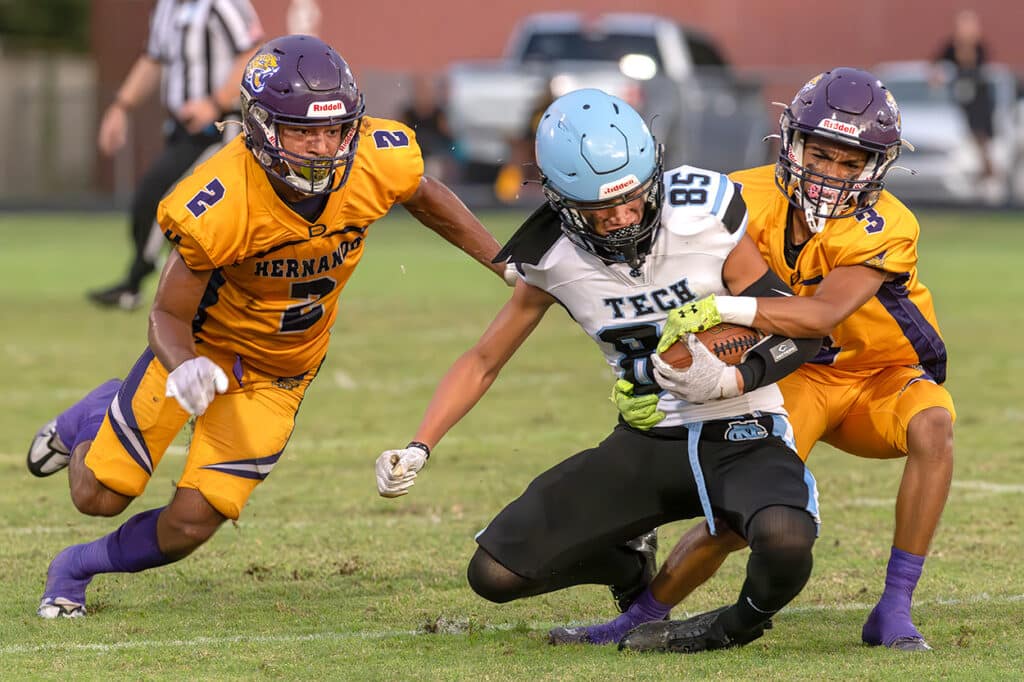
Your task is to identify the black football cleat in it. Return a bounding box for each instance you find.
[87,283,142,311]
[609,529,658,612]
[618,605,769,654]
[27,419,71,477]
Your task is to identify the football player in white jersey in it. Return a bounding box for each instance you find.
[375,89,823,652]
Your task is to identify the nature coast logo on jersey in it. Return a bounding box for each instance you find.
[245,53,280,93]
[307,100,348,117]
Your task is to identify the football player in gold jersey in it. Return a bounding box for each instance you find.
[26,34,510,619]
[592,68,953,652]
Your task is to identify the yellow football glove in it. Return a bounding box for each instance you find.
[610,379,665,430]
[657,295,722,353]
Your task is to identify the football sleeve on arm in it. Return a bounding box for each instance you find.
[734,269,823,392]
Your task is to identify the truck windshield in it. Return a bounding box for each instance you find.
[520,32,663,70]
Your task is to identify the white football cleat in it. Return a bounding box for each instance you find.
[38,597,86,619]
[27,419,71,477]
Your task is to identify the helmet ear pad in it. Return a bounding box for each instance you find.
[775,67,903,230]
[535,89,663,273]
[241,34,366,195]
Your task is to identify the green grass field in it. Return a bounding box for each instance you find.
[1,210,1022,680]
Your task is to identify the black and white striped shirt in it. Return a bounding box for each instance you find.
[146,0,262,116]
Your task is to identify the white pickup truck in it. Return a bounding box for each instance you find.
[446,12,772,180]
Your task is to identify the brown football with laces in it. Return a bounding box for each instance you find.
[658,323,763,370]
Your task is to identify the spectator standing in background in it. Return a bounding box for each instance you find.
[400,74,457,184]
[934,9,996,181]
[493,84,554,204]
[89,0,263,311]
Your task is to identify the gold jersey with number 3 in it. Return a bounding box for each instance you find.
[730,165,947,383]
[157,117,423,377]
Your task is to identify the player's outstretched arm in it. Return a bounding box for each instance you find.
[375,283,554,498]
[403,175,508,282]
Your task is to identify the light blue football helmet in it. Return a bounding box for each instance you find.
[535,88,663,274]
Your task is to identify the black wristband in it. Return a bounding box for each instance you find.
[407,441,431,459]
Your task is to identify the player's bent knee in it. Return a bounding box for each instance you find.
[907,407,954,457]
[466,547,529,603]
[747,506,817,558]
[69,479,131,517]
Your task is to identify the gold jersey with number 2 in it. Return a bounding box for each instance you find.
[156,117,423,378]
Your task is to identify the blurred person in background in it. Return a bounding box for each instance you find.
[27,34,511,619]
[399,73,458,184]
[89,0,263,311]
[933,9,996,181]
[493,84,554,204]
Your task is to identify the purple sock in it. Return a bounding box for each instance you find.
[42,507,174,604]
[581,588,672,645]
[54,379,122,451]
[862,547,925,645]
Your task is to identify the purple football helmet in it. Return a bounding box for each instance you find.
[241,35,365,195]
[775,67,903,232]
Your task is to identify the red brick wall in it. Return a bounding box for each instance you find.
[91,0,1023,191]
[251,0,1023,73]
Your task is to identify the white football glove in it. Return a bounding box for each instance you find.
[651,335,741,404]
[165,356,229,416]
[375,444,430,498]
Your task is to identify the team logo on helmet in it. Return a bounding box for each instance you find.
[797,73,823,96]
[245,53,280,93]
[885,90,901,129]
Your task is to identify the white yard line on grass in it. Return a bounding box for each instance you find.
[1,592,1021,656]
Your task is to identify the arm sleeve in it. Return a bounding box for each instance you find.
[734,269,823,392]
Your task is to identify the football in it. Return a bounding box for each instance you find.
[658,323,763,370]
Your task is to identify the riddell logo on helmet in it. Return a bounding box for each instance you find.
[598,175,639,199]
[819,118,862,136]
[308,100,347,117]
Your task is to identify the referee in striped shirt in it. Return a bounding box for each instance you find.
[90,0,263,310]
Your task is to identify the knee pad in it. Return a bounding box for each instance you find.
[746,505,816,592]
[466,547,531,603]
